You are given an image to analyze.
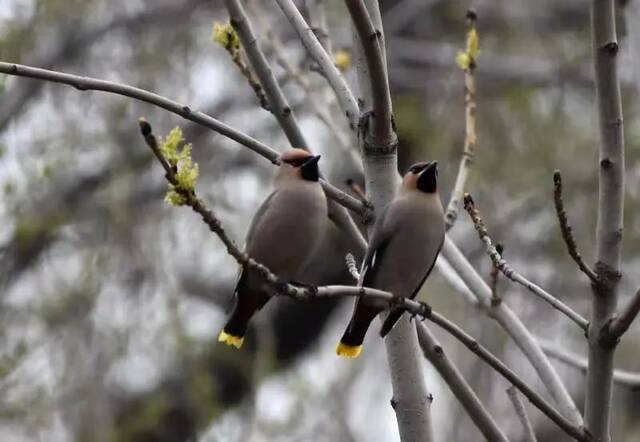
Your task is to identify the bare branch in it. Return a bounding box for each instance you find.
[445,10,479,230]
[275,0,360,130]
[440,236,584,426]
[604,287,640,341]
[489,243,503,305]
[416,323,508,442]
[506,386,538,442]
[552,170,599,283]
[538,338,640,389]
[463,193,589,331]
[415,319,591,442]
[225,0,308,149]
[344,0,395,146]
[0,62,369,219]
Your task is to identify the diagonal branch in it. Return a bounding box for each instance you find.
[552,170,599,283]
[463,193,589,331]
[225,0,308,150]
[0,62,369,219]
[604,287,640,341]
[416,323,508,442]
[439,237,583,425]
[274,0,360,131]
[415,320,591,442]
[537,338,640,389]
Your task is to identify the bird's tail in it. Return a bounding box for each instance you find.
[218,272,269,349]
[336,305,379,358]
[379,308,405,338]
[218,306,249,349]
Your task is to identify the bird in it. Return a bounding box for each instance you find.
[336,161,444,358]
[218,149,328,349]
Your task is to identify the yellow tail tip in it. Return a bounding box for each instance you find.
[218,330,244,349]
[336,342,362,358]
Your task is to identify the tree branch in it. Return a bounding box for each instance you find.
[552,170,599,283]
[585,0,626,439]
[0,62,369,219]
[603,287,640,342]
[506,386,538,442]
[274,0,360,131]
[344,0,395,146]
[225,0,308,150]
[439,236,584,426]
[416,323,508,442]
[445,10,479,230]
[463,193,589,330]
[537,338,640,389]
[414,320,591,441]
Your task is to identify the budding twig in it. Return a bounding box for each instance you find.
[552,170,599,283]
[463,193,589,331]
[445,9,479,230]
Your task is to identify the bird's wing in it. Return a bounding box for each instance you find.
[359,203,394,288]
[408,235,444,300]
[244,190,278,248]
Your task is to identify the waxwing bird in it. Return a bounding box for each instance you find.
[336,161,444,358]
[218,149,328,348]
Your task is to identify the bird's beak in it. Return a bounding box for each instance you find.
[422,160,438,176]
[303,155,321,167]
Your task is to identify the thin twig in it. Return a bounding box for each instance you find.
[414,320,591,442]
[0,62,369,219]
[463,193,589,331]
[275,0,360,130]
[552,170,598,283]
[344,0,395,146]
[416,323,508,442]
[445,9,479,230]
[506,386,538,442]
[489,243,503,305]
[537,338,640,389]
[604,287,640,341]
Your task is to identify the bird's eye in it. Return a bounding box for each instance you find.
[283,158,305,167]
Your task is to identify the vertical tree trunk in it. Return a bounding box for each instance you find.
[352,1,433,440]
[585,0,625,440]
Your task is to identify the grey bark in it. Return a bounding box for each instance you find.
[585,0,626,440]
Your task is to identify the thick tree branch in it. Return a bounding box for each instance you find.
[344,0,395,146]
[552,170,599,283]
[416,323,508,442]
[585,0,626,439]
[463,193,589,330]
[445,10,479,230]
[538,338,640,389]
[0,62,369,220]
[225,0,307,149]
[414,320,591,442]
[275,0,360,130]
[506,386,538,442]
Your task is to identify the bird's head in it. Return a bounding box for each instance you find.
[279,149,321,182]
[403,161,438,194]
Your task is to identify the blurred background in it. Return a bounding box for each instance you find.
[1,0,640,441]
